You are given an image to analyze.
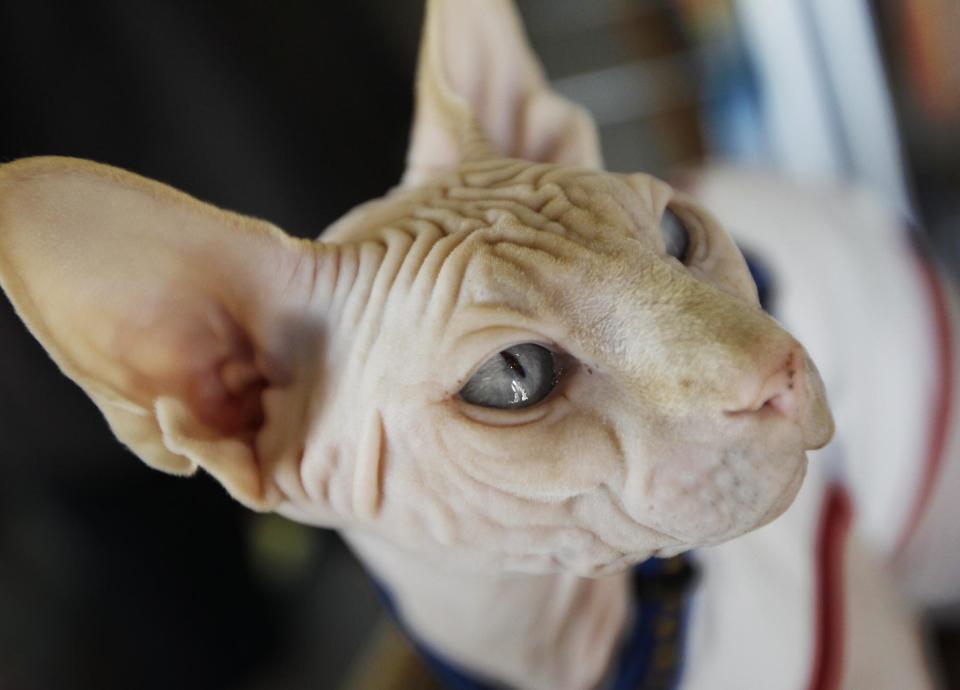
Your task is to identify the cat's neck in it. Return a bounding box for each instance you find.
[343,529,629,690]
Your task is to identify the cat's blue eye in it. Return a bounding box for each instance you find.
[458,344,559,409]
[660,207,690,261]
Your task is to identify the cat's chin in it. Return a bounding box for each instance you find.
[699,449,809,545]
[750,450,808,531]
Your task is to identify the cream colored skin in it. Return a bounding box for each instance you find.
[0,1,833,689]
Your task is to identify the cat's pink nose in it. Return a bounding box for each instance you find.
[726,345,806,422]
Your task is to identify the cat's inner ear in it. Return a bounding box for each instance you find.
[0,157,324,510]
[402,0,603,186]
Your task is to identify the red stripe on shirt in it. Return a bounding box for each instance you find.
[807,484,853,690]
[894,250,954,558]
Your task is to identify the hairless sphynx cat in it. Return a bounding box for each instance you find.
[0,1,957,688]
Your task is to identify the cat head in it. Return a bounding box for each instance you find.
[0,0,831,576]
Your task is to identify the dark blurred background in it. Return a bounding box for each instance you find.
[0,1,958,689]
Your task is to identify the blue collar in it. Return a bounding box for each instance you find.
[607,555,698,690]
[372,554,699,690]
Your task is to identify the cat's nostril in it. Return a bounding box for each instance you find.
[726,347,806,423]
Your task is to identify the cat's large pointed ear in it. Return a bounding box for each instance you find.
[402,0,603,186]
[0,157,326,510]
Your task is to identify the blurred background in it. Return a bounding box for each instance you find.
[0,1,957,688]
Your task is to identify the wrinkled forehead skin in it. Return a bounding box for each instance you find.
[281,157,832,576]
